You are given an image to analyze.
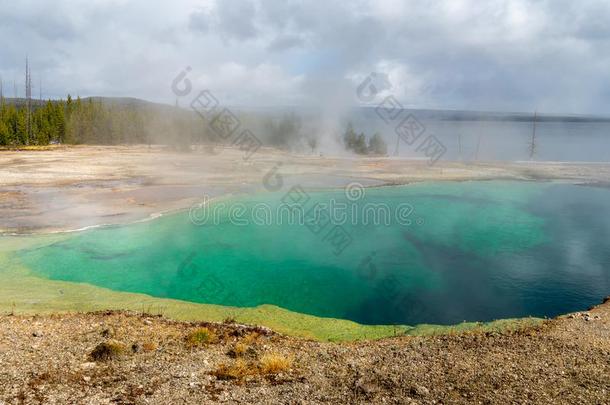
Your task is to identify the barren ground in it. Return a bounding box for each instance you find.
[2,145,610,233]
[0,298,608,404]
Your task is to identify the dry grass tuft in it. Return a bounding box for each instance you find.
[142,341,158,352]
[212,359,256,381]
[242,331,261,345]
[227,342,249,358]
[89,340,126,361]
[259,353,293,375]
[186,327,218,347]
[212,352,293,382]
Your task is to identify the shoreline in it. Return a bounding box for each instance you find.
[3,176,610,237]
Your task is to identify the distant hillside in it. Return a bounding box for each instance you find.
[1,96,175,113]
[1,97,48,108]
[4,96,608,123]
[351,106,610,123]
[84,97,177,113]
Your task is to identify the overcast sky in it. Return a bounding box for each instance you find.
[1,0,609,114]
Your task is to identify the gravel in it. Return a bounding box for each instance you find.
[0,300,608,404]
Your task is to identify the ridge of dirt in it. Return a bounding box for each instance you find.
[1,298,608,404]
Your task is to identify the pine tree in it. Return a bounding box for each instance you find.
[354,133,368,155]
[16,109,27,145]
[66,94,73,116]
[368,132,387,155]
[0,119,8,146]
[343,122,357,151]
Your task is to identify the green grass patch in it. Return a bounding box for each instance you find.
[186,327,218,346]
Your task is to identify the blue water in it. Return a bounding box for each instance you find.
[16,181,610,325]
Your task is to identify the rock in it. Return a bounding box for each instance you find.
[411,385,430,397]
[80,362,97,370]
[83,376,91,382]
[101,327,115,338]
[89,340,127,361]
[143,319,153,325]
[32,331,43,337]
[354,378,377,396]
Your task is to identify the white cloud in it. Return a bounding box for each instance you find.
[0,0,609,114]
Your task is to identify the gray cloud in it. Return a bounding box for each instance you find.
[189,0,259,41]
[189,9,211,34]
[267,35,305,52]
[0,0,609,114]
[216,0,258,41]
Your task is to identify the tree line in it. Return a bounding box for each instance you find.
[0,96,388,157]
[0,96,305,150]
[0,96,154,147]
[342,123,387,155]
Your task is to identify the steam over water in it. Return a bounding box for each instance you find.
[17,181,610,326]
[247,107,610,162]
[349,109,610,162]
[415,120,610,162]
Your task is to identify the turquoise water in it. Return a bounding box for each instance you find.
[16,181,610,325]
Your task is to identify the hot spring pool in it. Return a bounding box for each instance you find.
[15,181,610,326]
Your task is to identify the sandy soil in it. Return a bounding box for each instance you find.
[1,145,610,234]
[0,298,608,404]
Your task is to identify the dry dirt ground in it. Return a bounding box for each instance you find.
[0,298,608,405]
[2,145,610,233]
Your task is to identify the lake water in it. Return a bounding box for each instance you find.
[350,108,610,162]
[16,181,610,326]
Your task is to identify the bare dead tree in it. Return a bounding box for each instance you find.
[529,110,538,160]
[25,57,32,145]
[394,133,400,156]
[475,134,481,161]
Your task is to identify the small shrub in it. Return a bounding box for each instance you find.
[259,353,292,375]
[186,327,218,347]
[90,340,126,361]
